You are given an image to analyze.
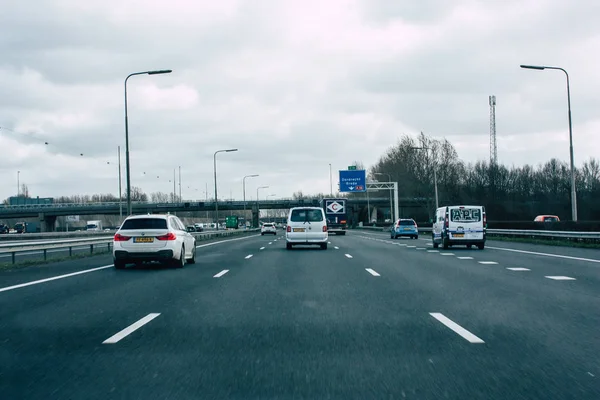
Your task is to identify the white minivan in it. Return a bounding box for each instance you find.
[285,207,328,250]
[432,205,486,250]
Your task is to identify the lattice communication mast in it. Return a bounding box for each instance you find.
[489,95,497,166]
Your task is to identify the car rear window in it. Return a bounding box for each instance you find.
[290,209,323,222]
[263,223,274,227]
[450,208,481,222]
[398,220,414,226]
[121,218,168,230]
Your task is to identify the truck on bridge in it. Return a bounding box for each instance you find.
[321,198,348,235]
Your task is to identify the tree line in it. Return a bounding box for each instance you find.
[361,132,600,222]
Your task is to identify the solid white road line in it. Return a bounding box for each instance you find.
[102,313,160,344]
[196,234,260,248]
[334,246,339,250]
[457,256,473,260]
[427,250,439,253]
[440,253,454,256]
[213,270,229,278]
[545,276,576,280]
[478,261,498,265]
[507,267,530,271]
[429,313,485,344]
[487,246,600,264]
[365,268,380,277]
[0,264,114,294]
[345,254,353,259]
[245,254,253,259]
[260,247,265,250]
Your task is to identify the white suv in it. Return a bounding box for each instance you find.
[261,223,277,235]
[113,214,196,269]
[285,207,328,250]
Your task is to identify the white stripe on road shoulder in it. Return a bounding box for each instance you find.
[478,261,498,265]
[245,254,253,259]
[213,270,229,278]
[457,256,473,260]
[345,254,353,259]
[0,264,114,294]
[365,268,380,276]
[429,313,484,344]
[545,276,576,280]
[103,313,160,344]
[507,267,530,271]
[487,246,600,264]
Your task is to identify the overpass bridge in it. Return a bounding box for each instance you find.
[0,197,431,231]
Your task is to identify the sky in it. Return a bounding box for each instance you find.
[1,0,599,202]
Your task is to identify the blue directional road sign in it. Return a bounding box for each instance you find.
[339,169,366,193]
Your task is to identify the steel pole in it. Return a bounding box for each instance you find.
[214,152,219,230]
[564,69,577,221]
[178,166,182,202]
[118,146,122,220]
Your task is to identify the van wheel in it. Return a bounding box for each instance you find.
[286,243,292,250]
[442,237,449,250]
[320,243,327,250]
[433,242,439,249]
[467,244,473,249]
[477,243,485,250]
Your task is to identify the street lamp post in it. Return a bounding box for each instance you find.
[256,186,269,226]
[124,69,172,216]
[520,64,577,221]
[375,172,394,222]
[213,149,238,230]
[243,174,259,226]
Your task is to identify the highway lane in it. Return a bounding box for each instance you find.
[0,230,598,399]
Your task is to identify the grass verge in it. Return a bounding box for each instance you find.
[489,235,600,249]
[0,249,112,271]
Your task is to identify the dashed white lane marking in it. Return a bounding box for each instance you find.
[429,313,485,344]
[486,246,600,264]
[457,256,473,260]
[478,261,498,265]
[268,242,273,245]
[213,269,229,278]
[507,267,530,271]
[426,243,433,246]
[428,250,439,253]
[274,240,278,242]
[0,264,114,294]
[545,276,576,281]
[103,313,160,344]
[334,246,339,250]
[440,253,454,256]
[245,254,253,259]
[329,242,332,244]
[260,247,265,250]
[398,243,408,246]
[345,254,353,259]
[416,247,426,250]
[365,268,380,277]
[407,245,416,248]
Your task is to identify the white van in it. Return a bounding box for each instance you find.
[432,205,486,250]
[285,207,328,250]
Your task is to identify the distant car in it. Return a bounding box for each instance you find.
[534,215,560,222]
[186,225,196,232]
[113,214,196,269]
[390,219,418,239]
[285,207,328,250]
[261,223,277,235]
[0,224,9,234]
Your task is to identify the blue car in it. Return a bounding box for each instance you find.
[390,219,419,239]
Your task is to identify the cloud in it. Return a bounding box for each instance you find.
[1,0,599,203]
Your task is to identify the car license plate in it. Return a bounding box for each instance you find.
[134,237,154,243]
[453,233,464,238]
[403,228,410,230]
[293,228,305,232]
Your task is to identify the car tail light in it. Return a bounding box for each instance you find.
[156,232,177,241]
[114,233,131,241]
[340,220,347,224]
[445,215,449,229]
[483,213,487,227]
[287,225,291,233]
[323,225,327,232]
[414,221,418,228]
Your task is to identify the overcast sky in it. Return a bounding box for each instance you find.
[1,0,599,202]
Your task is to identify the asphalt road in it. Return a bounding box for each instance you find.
[0,230,598,399]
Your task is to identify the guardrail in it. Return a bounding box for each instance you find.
[0,229,259,265]
[355,226,600,241]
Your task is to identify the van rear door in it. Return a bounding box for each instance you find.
[448,206,484,241]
